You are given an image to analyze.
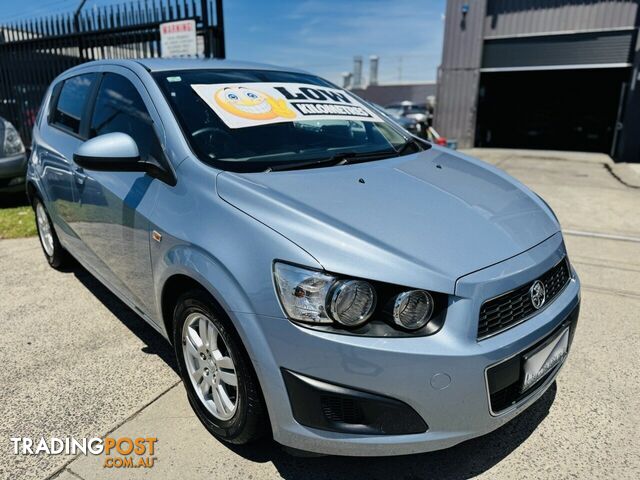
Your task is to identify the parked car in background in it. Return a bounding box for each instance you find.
[29,59,580,457]
[385,101,431,135]
[0,117,27,193]
[381,106,420,135]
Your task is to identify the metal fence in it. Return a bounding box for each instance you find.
[0,0,225,145]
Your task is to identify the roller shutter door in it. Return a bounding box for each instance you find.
[482,29,635,70]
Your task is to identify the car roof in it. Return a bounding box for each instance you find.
[73,58,310,75]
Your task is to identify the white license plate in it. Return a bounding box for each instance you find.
[521,327,570,393]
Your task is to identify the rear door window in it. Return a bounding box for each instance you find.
[50,73,96,135]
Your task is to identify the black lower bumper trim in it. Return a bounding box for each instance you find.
[282,369,428,435]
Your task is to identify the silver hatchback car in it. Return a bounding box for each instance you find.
[28,59,580,456]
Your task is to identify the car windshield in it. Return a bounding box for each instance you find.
[154,69,417,172]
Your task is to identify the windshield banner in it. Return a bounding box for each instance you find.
[191,82,384,128]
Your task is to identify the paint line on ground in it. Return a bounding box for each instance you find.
[564,229,640,243]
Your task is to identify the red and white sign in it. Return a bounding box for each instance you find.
[160,20,196,58]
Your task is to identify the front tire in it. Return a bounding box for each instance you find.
[33,197,68,269]
[173,290,268,444]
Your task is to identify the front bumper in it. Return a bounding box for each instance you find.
[232,232,580,456]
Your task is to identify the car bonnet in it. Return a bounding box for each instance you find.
[216,148,559,293]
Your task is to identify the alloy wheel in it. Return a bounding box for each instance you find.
[36,202,55,257]
[182,312,239,421]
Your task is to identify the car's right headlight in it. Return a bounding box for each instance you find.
[273,261,446,336]
[2,120,25,156]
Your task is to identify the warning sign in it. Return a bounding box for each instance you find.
[160,20,197,58]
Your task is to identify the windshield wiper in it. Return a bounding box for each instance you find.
[395,137,429,155]
[264,149,396,172]
[263,138,429,173]
[263,155,350,172]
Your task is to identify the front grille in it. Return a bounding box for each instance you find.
[478,258,570,339]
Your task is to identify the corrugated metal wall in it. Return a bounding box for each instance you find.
[435,0,487,146]
[441,0,487,67]
[436,68,481,144]
[351,83,437,105]
[435,0,640,149]
[482,29,636,68]
[485,0,639,38]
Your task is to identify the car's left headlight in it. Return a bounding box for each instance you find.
[273,261,446,336]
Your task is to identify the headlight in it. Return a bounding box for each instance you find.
[328,280,376,327]
[3,120,25,156]
[274,262,443,335]
[392,290,434,330]
[273,262,335,324]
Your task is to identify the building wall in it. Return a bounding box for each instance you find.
[441,0,487,67]
[615,31,640,162]
[484,0,639,38]
[351,83,437,106]
[435,0,487,147]
[436,68,480,145]
[435,0,640,152]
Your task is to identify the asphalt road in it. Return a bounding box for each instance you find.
[1,149,639,479]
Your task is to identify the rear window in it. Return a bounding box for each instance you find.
[50,73,96,135]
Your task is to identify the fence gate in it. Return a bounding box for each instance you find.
[0,0,225,145]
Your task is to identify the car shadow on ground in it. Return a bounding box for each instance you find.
[63,255,556,480]
[63,258,179,373]
[228,383,556,480]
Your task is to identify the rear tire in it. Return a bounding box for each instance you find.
[172,290,268,444]
[33,197,68,269]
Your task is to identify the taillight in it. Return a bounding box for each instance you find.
[436,137,447,146]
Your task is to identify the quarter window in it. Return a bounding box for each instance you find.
[51,73,96,135]
[90,73,162,162]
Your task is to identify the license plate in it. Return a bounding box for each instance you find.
[521,327,570,393]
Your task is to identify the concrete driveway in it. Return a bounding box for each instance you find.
[1,149,639,479]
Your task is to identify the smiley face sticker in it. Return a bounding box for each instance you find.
[214,86,296,121]
[191,82,383,128]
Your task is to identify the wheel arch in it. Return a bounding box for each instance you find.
[158,265,253,345]
[160,274,215,343]
[26,180,40,206]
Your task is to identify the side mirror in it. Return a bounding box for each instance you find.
[73,132,142,171]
